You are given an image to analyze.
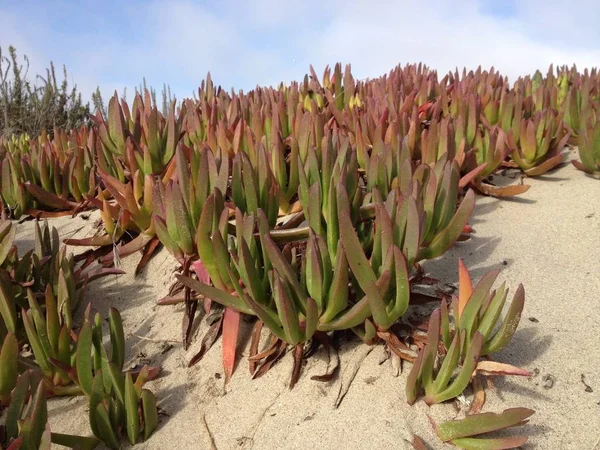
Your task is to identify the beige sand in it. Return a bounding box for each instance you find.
[12,149,600,449]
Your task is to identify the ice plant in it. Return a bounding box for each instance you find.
[385,159,477,263]
[406,308,483,406]
[450,259,525,358]
[468,125,531,197]
[0,220,122,333]
[153,144,230,348]
[572,104,600,178]
[2,371,101,450]
[0,151,34,218]
[508,109,571,176]
[406,260,527,406]
[54,308,159,448]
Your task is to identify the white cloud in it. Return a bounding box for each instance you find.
[2,0,600,106]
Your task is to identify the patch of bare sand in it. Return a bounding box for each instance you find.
[13,149,600,449]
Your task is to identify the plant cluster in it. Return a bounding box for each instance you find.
[0,218,160,449]
[3,61,596,448]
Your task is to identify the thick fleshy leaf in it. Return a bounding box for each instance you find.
[523,152,564,176]
[125,372,140,445]
[0,221,16,266]
[425,332,483,405]
[434,407,535,442]
[50,433,101,450]
[222,307,241,383]
[449,436,528,449]
[482,284,525,354]
[418,189,476,261]
[0,333,18,404]
[0,272,17,333]
[174,274,252,315]
[457,258,473,320]
[141,389,158,441]
[76,321,94,396]
[474,361,530,377]
[108,308,125,369]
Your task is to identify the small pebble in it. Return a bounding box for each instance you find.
[529,317,539,323]
[542,374,555,389]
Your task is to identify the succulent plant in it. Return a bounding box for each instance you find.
[572,103,600,178]
[0,152,34,218]
[0,127,98,218]
[2,370,101,450]
[68,309,159,449]
[467,125,530,197]
[449,259,525,357]
[507,109,571,176]
[406,260,526,406]
[0,219,122,334]
[406,308,482,406]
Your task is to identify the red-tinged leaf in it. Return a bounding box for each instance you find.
[406,349,424,405]
[523,152,565,176]
[378,330,416,362]
[571,159,599,176]
[64,235,115,247]
[468,375,486,415]
[433,408,535,442]
[252,340,287,379]
[474,361,531,377]
[129,365,161,382]
[457,258,473,321]
[411,435,430,450]
[188,314,224,367]
[289,343,304,389]
[249,335,281,362]
[157,295,185,305]
[24,182,79,209]
[191,259,212,314]
[222,307,241,383]
[80,267,125,283]
[6,436,23,450]
[459,163,488,188]
[135,236,161,275]
[474,182,531,198]
[450,436,528,449]
[521,120,537,162]
[100,231,154,266]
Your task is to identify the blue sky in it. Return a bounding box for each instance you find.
[2,0,599,105]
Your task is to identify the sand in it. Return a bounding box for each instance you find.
[12,149,600,449]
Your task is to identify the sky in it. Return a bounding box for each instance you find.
[1,0,600,106]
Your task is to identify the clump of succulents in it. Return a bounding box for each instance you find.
[1,370,101,450]
[406,260,527,406]
[507,109,571,176]
[572,103,600,178]
[0,127,98,219]
[64,307,159,449]
[0,219,122,336]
